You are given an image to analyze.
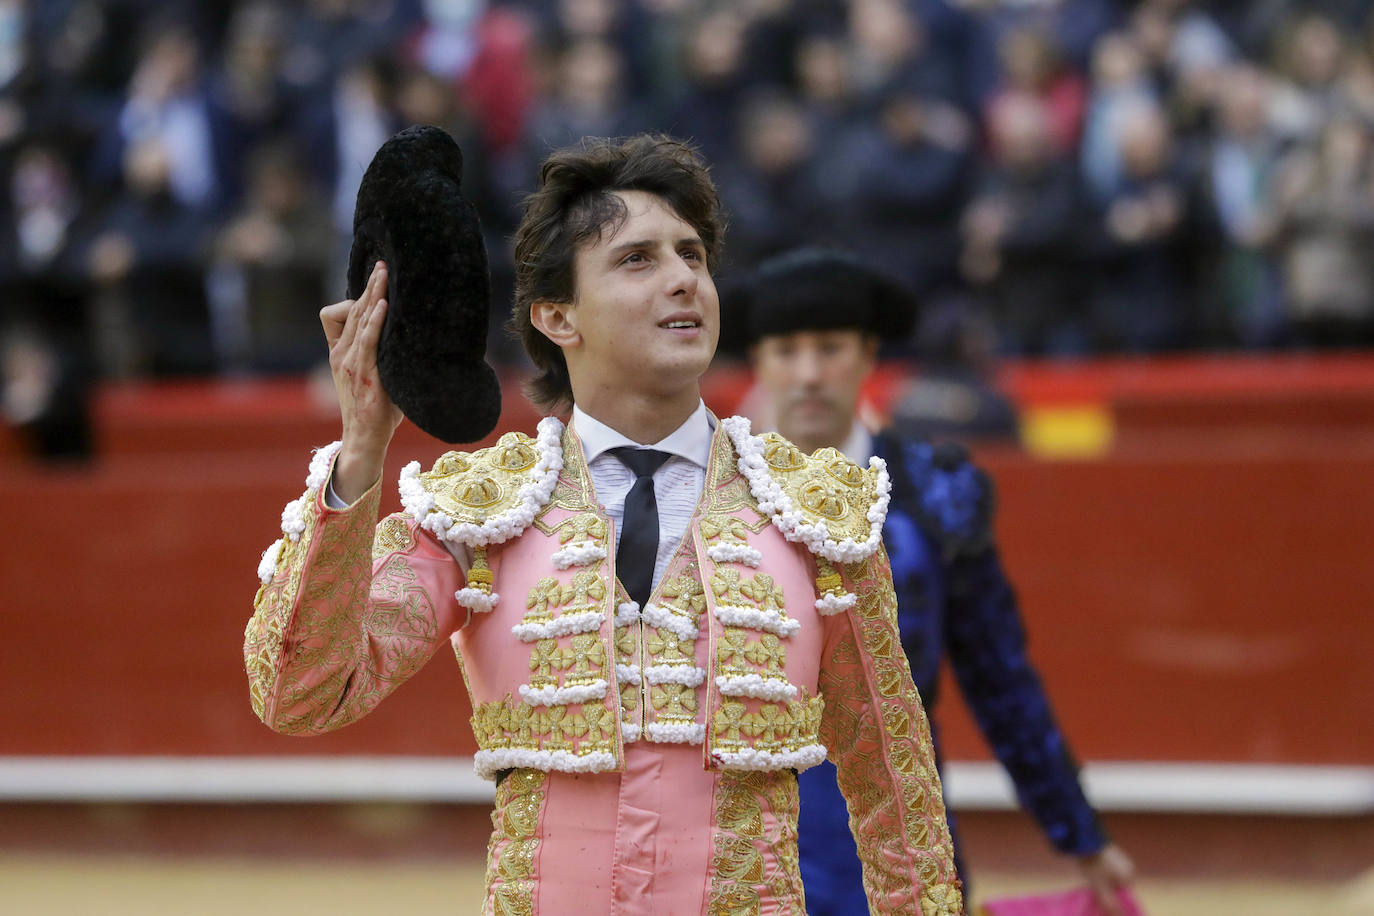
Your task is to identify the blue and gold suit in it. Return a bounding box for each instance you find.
[797,431,1107,913]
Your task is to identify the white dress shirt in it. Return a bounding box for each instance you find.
[573,400,713,597]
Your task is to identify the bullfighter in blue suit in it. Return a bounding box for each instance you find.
[721,248,1135,915]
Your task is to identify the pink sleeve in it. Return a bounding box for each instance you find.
[245,467,466,735]
[817,544,965,915]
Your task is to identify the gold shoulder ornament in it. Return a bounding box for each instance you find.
[720,416,890,566]
[398,417,566,548]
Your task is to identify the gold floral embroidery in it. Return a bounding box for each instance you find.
[562,633,606,684]
[650,682,698,721]
[371,513,415,560]
[552,513,607,545]
[711,568,749,605]
[528,639,561,689]
[819,546,963,915]
[707,771,804,915]
[658,572,707,621]
[700,515,758,547]
[485,769,544,916]
[523,577,561,622]
[472,696,618,758]
[559,569,606,613]
[246,484,441,734]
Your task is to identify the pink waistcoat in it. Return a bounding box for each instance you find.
[406,416,867,781]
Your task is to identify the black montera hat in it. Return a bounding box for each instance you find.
[346,124,501,443]
[718,247,918,354]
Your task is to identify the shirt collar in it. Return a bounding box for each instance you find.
[572,400,714,469]
[840,420,874,464]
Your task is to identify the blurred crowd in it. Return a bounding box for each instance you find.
[5,0,1374,443]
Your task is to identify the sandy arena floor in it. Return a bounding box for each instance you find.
[2,854,1371,916]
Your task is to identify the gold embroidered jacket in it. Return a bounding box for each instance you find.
[245,416,963,915]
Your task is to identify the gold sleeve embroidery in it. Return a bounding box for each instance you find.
[818,545,964,916]
[245,478,453,734]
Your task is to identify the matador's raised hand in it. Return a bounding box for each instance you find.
[322,260,404,504]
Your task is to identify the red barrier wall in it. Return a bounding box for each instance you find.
[1,356,1371,764]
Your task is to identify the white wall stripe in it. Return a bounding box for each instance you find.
[0,758,1370,814]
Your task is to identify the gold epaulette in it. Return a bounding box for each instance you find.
[416,431,546,525]
[398,418,566,548]
[753,432,886,545]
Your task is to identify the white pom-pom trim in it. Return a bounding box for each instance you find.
[641,603,700,642]
[715,674,799,701]
[518,679,608,706]
[815,592,858,615]
[621,722,642,743]
[614,601,641,628]
[257,441,341,582]
[713,604,801,638]
[615,664,642,686]
[400,417,566,548]
[721,415,890,564]
[644,665,706,687]
[706,544,762,567]
[473,748,616,781]
[280,496,308,541]
[257,538,285,584]
[647,722,706,744]
[306,441,343,492]
[511,609,603,641]
[551,541,607,569]
[712,744,827,772]
[455,588,499,614]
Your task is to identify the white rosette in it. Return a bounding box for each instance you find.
[256,441,343,583]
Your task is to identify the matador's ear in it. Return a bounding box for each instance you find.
[346,125,502,444]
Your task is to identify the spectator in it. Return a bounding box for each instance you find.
[93,20,222,212]
[1080,31,1159,204]
[1269,12,1351,144]
[1129,0,1235,144]
[393,64,518,361]
[824,79,974,298]
[521,38,643,160]
[207,142,332,374]
[666,10,749,170]
[714,89,828,271]
[83,136,216,377]
[849,0,962,106]
[1197,63,1288,346]
[0,138,94,447]
[279,0,414,104]
[406,0,535,157]
[205,1,295,208]
[1271,112,1374,346]
[962,92,1086,355]
[985,26,1087,156]
[295,54,400,260]
[1086,99,1194,351]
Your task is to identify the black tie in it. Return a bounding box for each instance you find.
[612,447,672,607]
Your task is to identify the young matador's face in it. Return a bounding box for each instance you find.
[561,190,720,401]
